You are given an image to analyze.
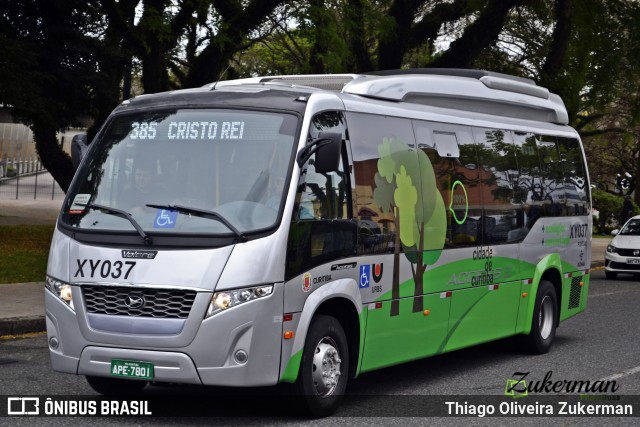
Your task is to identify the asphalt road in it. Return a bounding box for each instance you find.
[1,270,639,426]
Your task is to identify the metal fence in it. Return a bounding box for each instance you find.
[0,164,64,200]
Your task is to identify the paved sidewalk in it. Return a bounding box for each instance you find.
[0,282,46,335]
[1,198,61,335]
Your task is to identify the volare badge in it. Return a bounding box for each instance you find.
[302,272,312,292]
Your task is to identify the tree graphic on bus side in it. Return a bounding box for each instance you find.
[373,137,447,315]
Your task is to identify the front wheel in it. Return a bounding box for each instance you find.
[86,375,147,395]
[295,315,349,417]
[605,271,617,280]
[516,280,557,354]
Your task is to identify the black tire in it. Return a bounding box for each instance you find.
[86,375,147,395]
[516,280,557,354]
[295,315,349,417]
[605,271,617,280]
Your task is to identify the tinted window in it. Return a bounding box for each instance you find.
[536,135,565,217]
[286,111,355,279]
[349,113,417,255]
[474,128,525,243]
[556,137,590,215]
[415,123,481,248]
[512,132,546,228]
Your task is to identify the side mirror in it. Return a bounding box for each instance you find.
[611,229,619,236]
[71,134,89,170]
[296,132,342,173]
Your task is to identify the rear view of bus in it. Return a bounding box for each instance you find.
[45,70,591,416]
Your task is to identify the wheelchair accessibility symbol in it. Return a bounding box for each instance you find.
[360,265,370,288]
[154,209,178,229]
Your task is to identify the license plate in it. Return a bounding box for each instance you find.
[627,258,640,264]
[110,359,154,380]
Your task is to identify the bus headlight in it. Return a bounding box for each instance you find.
[206,285,273,318]
[45,276,74,310]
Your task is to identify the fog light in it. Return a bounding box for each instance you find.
[49,336,59,350]
[234,350,248,364]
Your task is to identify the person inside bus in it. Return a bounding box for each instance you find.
[121,158,168,213]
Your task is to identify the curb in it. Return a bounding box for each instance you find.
[0,316,46,336]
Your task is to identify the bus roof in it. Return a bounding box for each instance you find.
[121,69,569,125]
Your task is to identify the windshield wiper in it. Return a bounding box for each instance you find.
[89,203,152,245]
[146,204,246,242]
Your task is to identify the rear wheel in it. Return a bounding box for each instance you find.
[517,280,557,354]
[295,315,349,417]
[86,375,147,395]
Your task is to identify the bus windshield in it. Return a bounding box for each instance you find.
[61,109,298,238]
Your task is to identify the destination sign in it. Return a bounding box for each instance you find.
[130,121,246,141]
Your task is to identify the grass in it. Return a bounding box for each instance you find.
[0,224,55,284]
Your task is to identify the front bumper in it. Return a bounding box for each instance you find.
[604,252,640,275]
[45,283,285,387]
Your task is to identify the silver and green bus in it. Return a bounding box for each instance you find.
[45,69,591,416]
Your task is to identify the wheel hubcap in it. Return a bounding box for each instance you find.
[539,295,553,340]
[311,337,342,397]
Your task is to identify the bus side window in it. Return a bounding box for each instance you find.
[414,122,483,248]
[536,135,565,217]
[295,111,349,221]
[285,111,355,280]
[348,113,418,255]
[473,128,524,244]
[512,132,544,229]
[556,137,590,215]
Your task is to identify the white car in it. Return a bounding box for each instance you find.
[605,215,640,279]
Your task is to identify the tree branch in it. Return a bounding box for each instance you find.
[429,0,529,69]
[409,0,471,50]
[579,127,627,138]
[101,0,147,56]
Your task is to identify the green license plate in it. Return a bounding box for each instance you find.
[110,359,154,380]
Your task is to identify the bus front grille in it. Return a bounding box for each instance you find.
[82,286,197,319]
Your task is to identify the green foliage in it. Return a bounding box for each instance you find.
[394,166,418,247]
[592,188,639,233]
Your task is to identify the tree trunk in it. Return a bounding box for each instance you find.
[391,206,401,316]
[32,123,74,193]
[377,0,417,70]
[308,0,328,74]
[412,223,426,313]
[540,0,572,95]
